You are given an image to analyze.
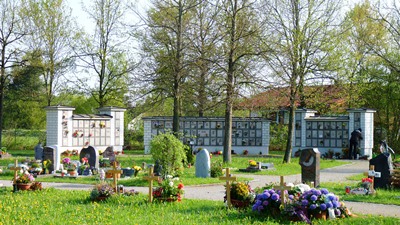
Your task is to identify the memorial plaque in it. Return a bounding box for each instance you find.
[299,148,320,187]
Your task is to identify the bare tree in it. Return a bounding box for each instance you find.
[0,0,27,147]
[76,0,135,108]
[260,0,343,163]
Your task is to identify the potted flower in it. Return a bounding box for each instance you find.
[252,188,282,217]
[361,177,373,191]
[228,181,255,208]
[299,188,341,220]
[62,157,77,176]
[153,175,184,202]
[15,172,35,190]
[43,159,52,174]
[90,182,115,201]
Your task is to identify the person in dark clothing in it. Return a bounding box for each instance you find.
[349,128,363,159]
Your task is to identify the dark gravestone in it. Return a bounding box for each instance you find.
[102,146,116,163]
[299,148,320,187]
[369,153,393,189]
[34,143,44,160]
[43,146,56,173]
[80,146,99,169]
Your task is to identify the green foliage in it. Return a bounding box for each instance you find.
[124,128,144,150]
[210,161,224,178]
[150,132,187,177]
[185,144,194,165]
[1,129,45,150]
[269,124,288,151]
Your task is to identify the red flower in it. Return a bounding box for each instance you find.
[178,183,184,190]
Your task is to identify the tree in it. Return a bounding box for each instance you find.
[216,0,263,163]
[76,0,134,108]
[260,0,343,163]
[0,0,27,147]
[22,0,76,106]
[137,0,199,135]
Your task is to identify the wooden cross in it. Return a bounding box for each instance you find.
[10,159,22,192]
[273,176,292,208]
[363,165,377,193]
[108,161,122,193]
[219,168,237,207]
[143,166,159,203]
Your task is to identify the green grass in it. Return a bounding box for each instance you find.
[0,188,398,225]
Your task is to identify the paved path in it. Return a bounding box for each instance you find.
[1,160,399,218]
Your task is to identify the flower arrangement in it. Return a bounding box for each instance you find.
[243,150,249,155]
[230,181,254,201]
[133,166,142,177]
[361,177,373,190]
[99,121,106,128]
[299,188,341,214]
[153,175,184,201]
[248,160,257,167]
[62,157,77,171]
[72,130,83,138]
[15,172,35,184]
[90,182,115,200]
[252,188,282,213]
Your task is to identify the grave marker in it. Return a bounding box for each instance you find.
[299,148,320,187]
[143,166,160,203]
[370,153,392,189]
[363,165,378,193]
[195,149,210,178]
[219,168,237,207]
[103,146,115,163]
[10,159,21,192]
[80,146,99,169]
[273,176,292,208]
[108,161,122,192]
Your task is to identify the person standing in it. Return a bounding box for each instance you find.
[349,128,363,159]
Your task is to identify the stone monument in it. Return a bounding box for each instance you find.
[299,148,320,187]
[103,146,116,163]
[195,149,211,178]
[369,152,393,189]
[80,146,99,169]
[34,143,44,161]
[43,146,56,173]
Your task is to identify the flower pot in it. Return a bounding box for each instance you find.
[311,211,327,220]
[93,196,109,202]
[17,183,31,191]
[230,199,251,209]
[68,170,77,176]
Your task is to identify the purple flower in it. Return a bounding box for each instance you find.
[320,203,327,211]
[258,205,264,212]
[255,200,262,205]
[288,195,294,200]
[271,193,279,201]
[269,189,275,194]
[310,195,317,201]
[309,204,317,210]
[252,204,258,211]
[332,200,339,208]
[326,202,333,208]
[312,189,321,196]
[321,188,329,195]
[262,200,269,206]
[263,192,271,199]
[301,199,309,206]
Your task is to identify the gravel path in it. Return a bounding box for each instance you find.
[1,160,399,218]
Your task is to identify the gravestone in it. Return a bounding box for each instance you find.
[195,149,210,178]
[34,143,43,161]
[299,148,320,187]
[154,160,163,177]
[43,146,56,173]
[103,146,116,163]
[80,146,99,169]
[369,153,393,189]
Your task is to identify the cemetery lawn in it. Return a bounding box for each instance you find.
[0,153,348,186]
[0,188,399,225]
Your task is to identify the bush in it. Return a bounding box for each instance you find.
[269,124,288,151]
[185,145,194,166]
[210,161,223,178]
[149,132,186,177]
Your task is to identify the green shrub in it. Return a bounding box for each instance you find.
[269,124,288,151]
[185,145,195,166]
[150,132,186,177]
[210,161,223,178]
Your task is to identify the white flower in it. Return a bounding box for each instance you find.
[295,183,311,193]
[166,175,173,179]
[169,181,174,187]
